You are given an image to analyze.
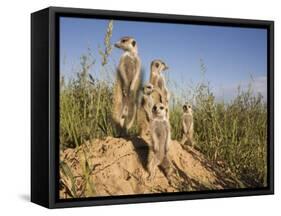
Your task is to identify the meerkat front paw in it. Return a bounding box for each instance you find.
[146,171,156,182]
[122,89,127,97]
[153,144,159,153]
[165,146,169,155]
[148,113,153,121]
[129,86,134,93]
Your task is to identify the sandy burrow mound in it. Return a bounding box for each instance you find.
[59,136,243,199]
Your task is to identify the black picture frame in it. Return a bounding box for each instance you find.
[31,6,274,208]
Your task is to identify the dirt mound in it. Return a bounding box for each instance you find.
[59,136,243,198]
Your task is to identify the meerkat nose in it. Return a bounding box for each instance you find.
[114,42,120,48]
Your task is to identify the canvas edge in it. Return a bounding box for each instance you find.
[31,6,274,209]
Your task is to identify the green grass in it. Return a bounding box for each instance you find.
[169,82,267,188]
[59,21,267,192]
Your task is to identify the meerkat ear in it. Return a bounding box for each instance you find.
[131,40,136,47]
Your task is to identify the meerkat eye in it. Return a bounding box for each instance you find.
[121,39,126,43]
[160,106,164,110]
[131,40,136,47]
[155,62,159,68]
[188,105,191,108]
[152,106,157,111]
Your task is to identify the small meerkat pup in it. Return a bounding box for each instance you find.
[138,84,154,139]
[181,103,194,147]
[113,36,141,131]
[149,60,169,106]
[147,103,171,180]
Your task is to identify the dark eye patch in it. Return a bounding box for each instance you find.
[155,62,159,68]
[160,106,164,110]
[152,106,157,112]
[188,105,191,108]
[131,40,136,47]
[121,39,127,43]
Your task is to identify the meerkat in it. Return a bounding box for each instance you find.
[112,36,141,131]
[181,103,194,147]
[137,83,154,139]
[147,103,171,180]
[149,60,170,106]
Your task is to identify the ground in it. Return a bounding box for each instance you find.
[59,136,244,198]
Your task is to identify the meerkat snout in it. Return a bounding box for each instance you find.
[162,63,169,71]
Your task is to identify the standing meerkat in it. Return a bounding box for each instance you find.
[137,83,154,139]
[181,103,194,147]
[149,60,169,106]
[112,36,141,131]
[147,103,171,180]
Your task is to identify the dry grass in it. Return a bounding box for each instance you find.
[169,82,267,188]
[59,21,267,196]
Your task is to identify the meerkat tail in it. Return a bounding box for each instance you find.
[112,79,123,125]
[181,136,187,145]
[125,103,137,130]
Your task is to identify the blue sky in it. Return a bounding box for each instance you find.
[60,17,267,102]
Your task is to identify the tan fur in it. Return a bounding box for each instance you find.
[137,84,154,139]
[149,60,169,106]
[147,103,171,180]
[181,103,194,147]
[112,36,141,131]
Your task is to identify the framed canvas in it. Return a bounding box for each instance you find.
[31,6,274,208]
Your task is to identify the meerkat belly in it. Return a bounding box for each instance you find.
[153,121,167,162]
[123,56,136,82]
[138,107,147,123]
[150,76,158,87]
[157,77,164,90]
[154,122,168,143]
[151,90,162,104]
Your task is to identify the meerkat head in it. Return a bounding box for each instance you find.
[152,103,167,119]
[183,103,192,114]
[151,59,169,74]
[114,36,138,53]
[143,83,154,95]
